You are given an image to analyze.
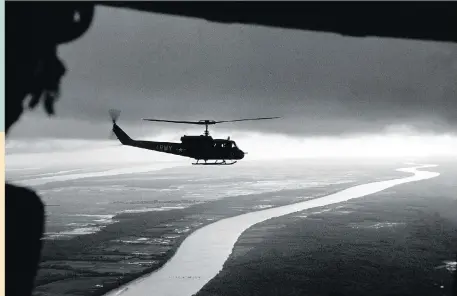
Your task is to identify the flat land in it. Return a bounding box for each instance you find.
[195,163,457,296]
[30,160,422,296]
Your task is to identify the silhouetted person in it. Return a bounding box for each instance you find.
[5,4,93,296]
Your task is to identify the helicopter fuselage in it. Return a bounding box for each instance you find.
[112,123,245,162]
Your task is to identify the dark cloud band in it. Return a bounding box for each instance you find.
[10,6,457,140]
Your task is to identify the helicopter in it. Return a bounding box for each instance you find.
[109,109,280,165]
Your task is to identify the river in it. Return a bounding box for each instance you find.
[104,164,440,296]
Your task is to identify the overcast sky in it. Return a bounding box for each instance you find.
[8,5,457,141]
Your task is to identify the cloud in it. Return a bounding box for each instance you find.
[6,131,457,172]
[7,5,457,140]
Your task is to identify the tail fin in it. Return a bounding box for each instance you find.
[109,109,133,145]
[112,123,133,145]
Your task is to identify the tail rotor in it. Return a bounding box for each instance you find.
[109,109,121,139]
[109,109,121,124]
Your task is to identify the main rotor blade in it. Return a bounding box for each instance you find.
[142,119,207,125]
[142,117,280,125]
[215,117,281,123]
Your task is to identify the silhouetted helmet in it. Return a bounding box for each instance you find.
[6,3,95,132]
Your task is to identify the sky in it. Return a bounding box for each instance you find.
[6,5,457,164]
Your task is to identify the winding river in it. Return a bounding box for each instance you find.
[105,164,440,296]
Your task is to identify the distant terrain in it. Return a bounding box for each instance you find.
[195,162,457,296]
[4,159,408,296]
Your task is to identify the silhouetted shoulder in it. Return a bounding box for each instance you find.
[6,183,44,210]
[6,183,45,296]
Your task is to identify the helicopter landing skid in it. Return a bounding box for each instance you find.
[192,160,237,166]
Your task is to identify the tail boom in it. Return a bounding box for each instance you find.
[112,124,188,157]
